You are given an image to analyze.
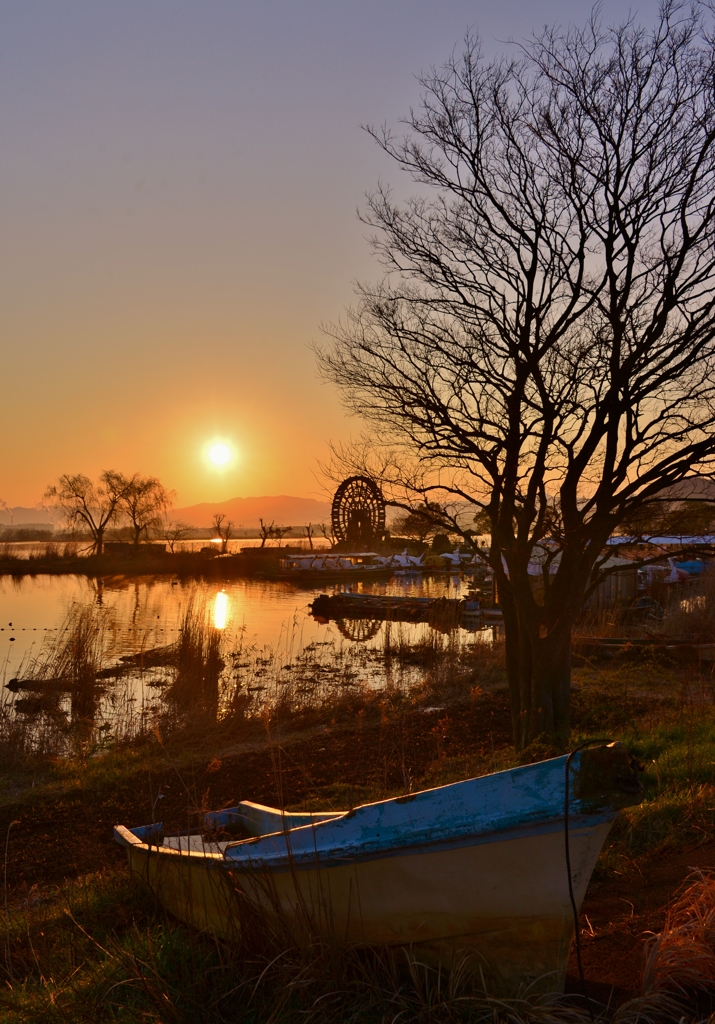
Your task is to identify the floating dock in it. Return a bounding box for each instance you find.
[309,593,502,632]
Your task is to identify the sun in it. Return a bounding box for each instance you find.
[204,440,236,469]
[208,443,231,466]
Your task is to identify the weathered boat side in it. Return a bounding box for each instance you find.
[114,825,239,937]
[221,746,633,869]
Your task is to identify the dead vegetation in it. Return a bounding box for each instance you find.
[0,865,706,1024]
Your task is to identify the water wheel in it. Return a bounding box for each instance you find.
[335,618,382,643]
[331,476,386,546]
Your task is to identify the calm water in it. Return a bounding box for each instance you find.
[0,571,488,753]
[0,537,332,559]
[0,572,475,670]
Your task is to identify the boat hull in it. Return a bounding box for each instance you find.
[118,815,613,994]
[121,839,239,938]
[116,743,642,995]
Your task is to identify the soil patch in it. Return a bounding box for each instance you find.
[565,842,715,1006]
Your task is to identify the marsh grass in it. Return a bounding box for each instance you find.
[0,868,698,1024]
[0,603,117,766]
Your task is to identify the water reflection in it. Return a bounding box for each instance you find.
[212,590,229,630]
[336,618,382,643]
[0,573,496,756]
[0,573,493,672]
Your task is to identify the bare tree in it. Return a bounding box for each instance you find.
[317,521,335,546]
[161,518,191,553]
[318,5,715,751]
[259,518,275,548]
[273,525,292,547]
[304,523,315,550]
[212,513,233,554]
[392,503,448,543]
[119,475,172,545]
[258,517,291,548]
[45,472,128,555]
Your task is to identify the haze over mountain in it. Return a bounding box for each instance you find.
[171,495,331,530]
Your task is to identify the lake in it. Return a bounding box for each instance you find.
[0,572,479,666]
[0,571,490,754]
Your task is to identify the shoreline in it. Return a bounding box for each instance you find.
[0,548,290,580]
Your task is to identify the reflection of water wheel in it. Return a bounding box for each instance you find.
[331,476,386,547]
[336,618,382,643]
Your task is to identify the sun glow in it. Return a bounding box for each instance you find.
[212,590,229,630]
[208,442,232,466]
[203,438,238,471]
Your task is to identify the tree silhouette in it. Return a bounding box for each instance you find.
[119,475,172,545]
[45,472,129,556]
[319,4,715,750]
[212,513,233,554]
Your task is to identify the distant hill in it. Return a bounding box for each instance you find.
[660,476,715,501]
[171,495,331,529]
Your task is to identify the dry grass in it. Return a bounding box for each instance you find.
[0,867,688,1024]
[642,870,715,1005]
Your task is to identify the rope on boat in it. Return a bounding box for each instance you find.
[564,738,611,1023]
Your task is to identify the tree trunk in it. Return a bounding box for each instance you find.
[528,632,571,750]
[500,586,572,751]
[95,529,104,557]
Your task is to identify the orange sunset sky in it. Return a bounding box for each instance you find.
[0,0,660,508]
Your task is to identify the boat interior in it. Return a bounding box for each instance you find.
[135,800,345,856]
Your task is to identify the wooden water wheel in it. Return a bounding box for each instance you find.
[335,618,382,643]
[331,476,386,547]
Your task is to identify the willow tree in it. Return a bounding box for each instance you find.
[119,474,172,546]
[45,472,128,555]
[318,4,715,752]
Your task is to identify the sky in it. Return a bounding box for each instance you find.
[0,0,661,507]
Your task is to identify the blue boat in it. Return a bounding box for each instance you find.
[115,742,642,994]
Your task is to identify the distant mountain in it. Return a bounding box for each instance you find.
[660,476,715,501]
[171,495,331,529]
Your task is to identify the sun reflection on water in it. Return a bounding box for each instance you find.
[212,590,230,630]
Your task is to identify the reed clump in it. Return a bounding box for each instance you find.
[0,604,113,765]
[639,869,715,1019]
[159,599,225,731]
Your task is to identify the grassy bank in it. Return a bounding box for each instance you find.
[2,602,715,1020]
[0,546,283,579]
[0,548,247,581]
